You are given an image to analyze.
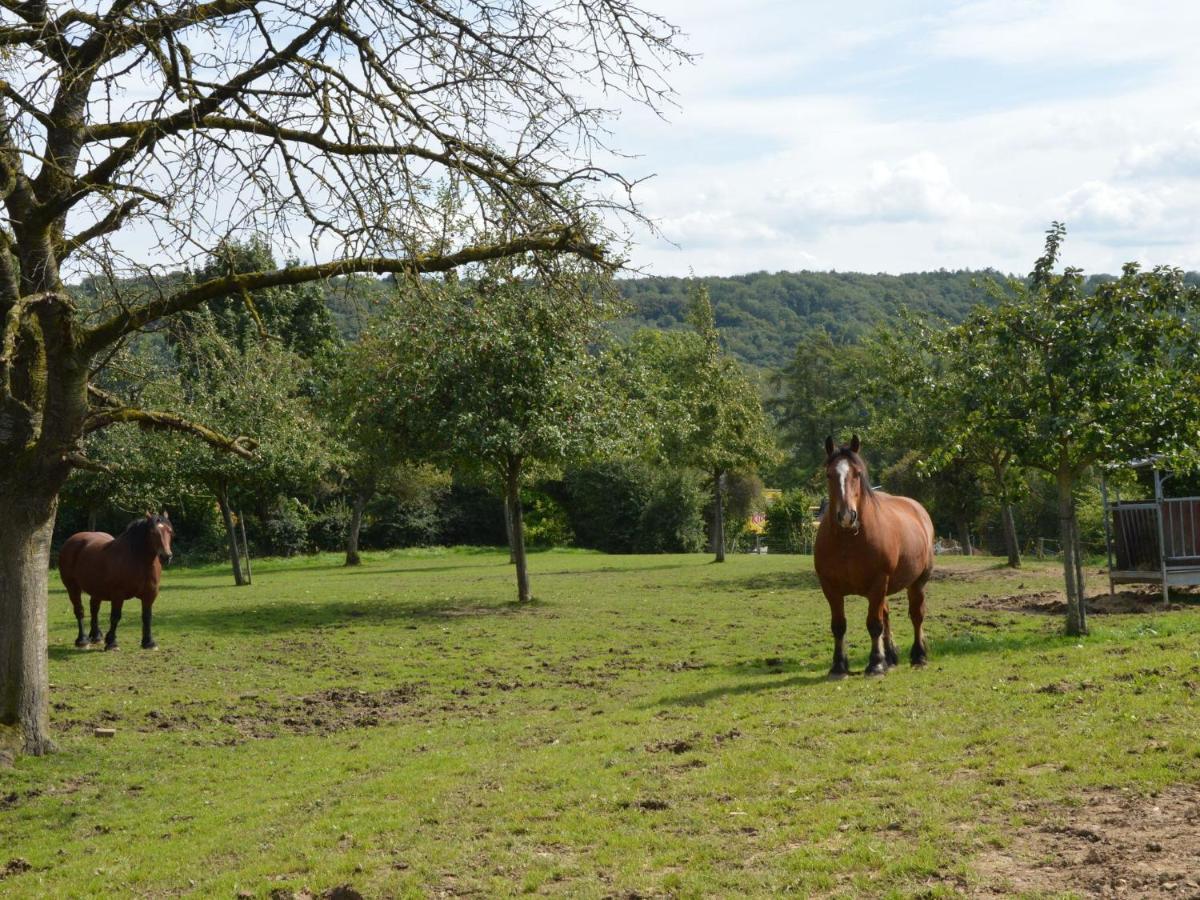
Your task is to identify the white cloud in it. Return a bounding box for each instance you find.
[609,2,1200,276]
[931,0,1200,66]
[1119,125,1200,179]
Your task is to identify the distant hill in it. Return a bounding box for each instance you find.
[73,267,1169,374]
[616,269,1200,371]
[614,270,1007,371]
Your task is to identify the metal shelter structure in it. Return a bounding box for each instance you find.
[1102,457,1200,605]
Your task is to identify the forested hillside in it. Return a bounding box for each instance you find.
[73,268,1156,373]
[615,270,1002,370]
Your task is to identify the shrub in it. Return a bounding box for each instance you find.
[563,459,705,553]
[523,489,574,548]
[365,495,443,548]
[764,490,817,554]
[260,497,311,557]
[439,482,507,547]
[308,501,350,552]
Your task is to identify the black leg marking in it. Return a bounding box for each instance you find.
[141,607,157,650]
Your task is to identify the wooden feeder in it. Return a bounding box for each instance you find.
[1102,456,1200,605]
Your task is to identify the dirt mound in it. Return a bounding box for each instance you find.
[972,784,1200,897]
[970,589,1184,616]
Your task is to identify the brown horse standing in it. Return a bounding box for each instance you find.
[59,513,174,651]
[814,436,934,678]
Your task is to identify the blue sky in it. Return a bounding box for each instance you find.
[615,0,1200,275]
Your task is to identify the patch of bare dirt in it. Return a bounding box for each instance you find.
[122,685,422,743]
[218,686,420,739]
[970,588,1189,616]
[931,564,1031,583]
[972,784,1200,898]
[0,858,31,880]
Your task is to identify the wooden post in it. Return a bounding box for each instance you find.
[1100,475,1115,598]
[239,512,252,585]
[1153,469,1169,607]
[1036,538,1044,560]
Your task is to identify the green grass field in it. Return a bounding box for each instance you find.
[2,549,1199,898]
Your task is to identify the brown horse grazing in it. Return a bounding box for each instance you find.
[814,436,934,678]
[59,513,174,651]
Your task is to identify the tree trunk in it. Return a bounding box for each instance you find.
[957,518,973,556]
[0,487,59,757]
[1001,503,1021,568]
[216,487,247,586]
[505,459,531,602]
[0,285,88,757]
[503,494,516,564]
[87,507,98,532]
[712,469,726,563]
[1057,469,1087,636]
[345,491,368,566]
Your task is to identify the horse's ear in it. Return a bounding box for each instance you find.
[824,435,835,457]
[850,434,861,454]
[162,510,170,521]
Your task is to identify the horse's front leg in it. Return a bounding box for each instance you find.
[819,580,850,679]
[104,598,124,651]
[865,580,890,676]
[140,596,158,650]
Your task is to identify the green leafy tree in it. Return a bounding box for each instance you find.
[320,337,447,566]
[930,224,1200,634]
[628,284,780,562]
[369,268,628,601]
[772,329,873,484]
[178,237,342,363]
[859,321,1024,564]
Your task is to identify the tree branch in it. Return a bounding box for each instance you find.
[80,227,605,356]
[60,199,142,259]
[65,452,115,473]
[83,404,258,459]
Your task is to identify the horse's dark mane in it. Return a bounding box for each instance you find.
[118,516,169,546]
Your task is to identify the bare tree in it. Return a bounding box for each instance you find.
[0,0,686,757]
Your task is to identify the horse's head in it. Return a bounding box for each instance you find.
[824,435,870,532]
[145,511,174,565]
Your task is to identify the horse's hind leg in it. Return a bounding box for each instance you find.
[883,603,900,667]
[820,581,850,679]
[88,596,103,644]
[907,578,929,667]
[104,598,124,651]
[66,585,87,648]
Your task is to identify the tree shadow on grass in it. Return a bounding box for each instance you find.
[150,595,548,637]
[701,570,822,593]
[651,670,831,707]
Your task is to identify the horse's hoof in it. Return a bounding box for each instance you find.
[911,658,927,668]
[75,638,89,648]
[104,642,118,652]
[864,664,888,677]
[827,670,848,681]
[141,642,158,651]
